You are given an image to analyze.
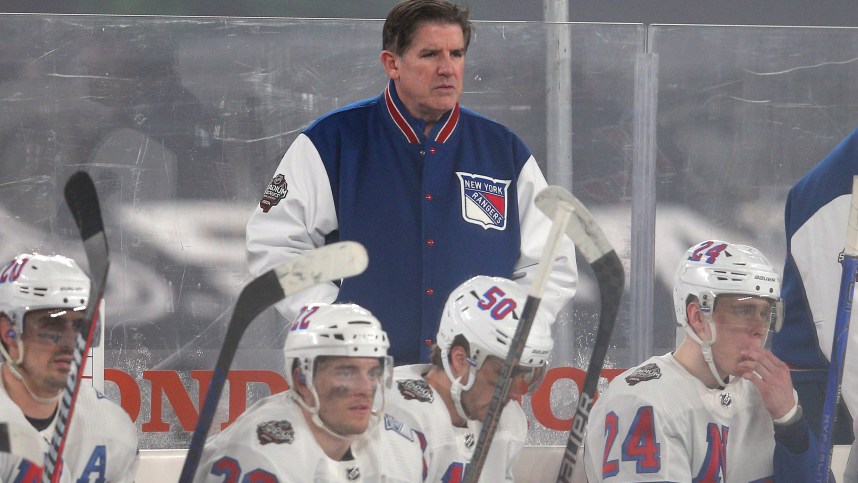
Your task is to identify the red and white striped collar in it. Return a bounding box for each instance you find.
[384,82,460,144]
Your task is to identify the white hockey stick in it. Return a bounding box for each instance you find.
[179,241,369,483]
[816,175,858,482]
[549,190,624,483]
[463,186,578,483]
[44,172,110,483]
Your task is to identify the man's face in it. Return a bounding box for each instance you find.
[313,356,384,436]
[461,356,536,422]
[710,295,773,376]
[20,308,85,395]
[384,22,465,122]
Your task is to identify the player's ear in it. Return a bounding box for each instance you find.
[686,301,708,337]
[449,345,470,380]
[380,50,399,79]
[292,368,312,401]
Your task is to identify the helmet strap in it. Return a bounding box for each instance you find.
[1,340,61,405]
[441,347,478,422]
[683,299,728,390]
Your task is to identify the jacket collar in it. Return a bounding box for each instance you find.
[383,80,460,144]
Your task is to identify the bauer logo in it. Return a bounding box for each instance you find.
[456,172,510,230]
[754,275,776,282]
[259,174,288,213]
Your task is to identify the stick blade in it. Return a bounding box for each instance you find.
[535,186,614,264]
[64,172,105,242]
[274,241,369,296]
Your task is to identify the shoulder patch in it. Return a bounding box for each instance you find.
[259,174,288,213]
[625,362,662,386]
[397,378,434,403]
[256,419,295,445]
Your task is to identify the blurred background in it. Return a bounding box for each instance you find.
[1,1,857,451]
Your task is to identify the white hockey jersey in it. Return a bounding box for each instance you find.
[584,354,775,482]
[194,391,425,483]
[386,364,527,483]
[0,420,43,482]
[0,364,139,483]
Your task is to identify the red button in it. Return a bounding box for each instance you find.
[429,147,437,154]
[426,288,435,296]
[425,193,433,201]
[424,339,433,347]
[426,239,435,247]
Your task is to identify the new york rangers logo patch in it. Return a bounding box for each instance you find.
[456,172,510,230]
[259,174,288,213]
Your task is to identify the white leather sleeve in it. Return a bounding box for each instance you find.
[512,157,579,320]
[245,133,340,322]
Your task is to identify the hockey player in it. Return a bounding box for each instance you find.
[194,303,426,482]
[387,275,554,482]
[245,0,577,366]
[584,240,820,482]
[0,253,139,483]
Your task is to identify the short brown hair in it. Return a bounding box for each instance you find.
[382,0,472,56]
[430,334,470,367]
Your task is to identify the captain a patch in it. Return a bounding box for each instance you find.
[259,174,288,213]
[456,172,510,231]
[625,362,661,386]
[256,419,295,445]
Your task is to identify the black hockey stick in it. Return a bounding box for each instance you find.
[816,176,858,483]
[178,241,369,483]
[548,189,624,483]
[44,171,111,483]
[463,186,579,483]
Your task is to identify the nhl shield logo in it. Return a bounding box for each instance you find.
[456,172,511,231]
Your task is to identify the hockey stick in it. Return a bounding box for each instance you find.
[44,171,111,483]
[463,185,578,483]
[178,241,369,483]
[551,190,624,483]
[815,175,858,483]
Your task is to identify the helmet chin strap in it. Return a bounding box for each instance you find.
[684,310,729,390]
[441,348,478,422]
[0,339,61,405]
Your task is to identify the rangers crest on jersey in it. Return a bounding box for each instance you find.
[397,378,434,403]
[259,174,288,213]
[456,172,510,230]
[256,419,295,445]
[625,362,662,386]
[384,413,415,442]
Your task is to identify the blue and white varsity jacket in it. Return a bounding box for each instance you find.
[246,80,577,364]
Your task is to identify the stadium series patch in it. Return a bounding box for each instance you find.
[259,174,288,213]
[256,419,295,445]
[398,379,434,403]
[625,362,661,386]
[456,172,510,230]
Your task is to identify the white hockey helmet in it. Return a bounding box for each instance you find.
[673,240,782,332]
[673,240,783,389]
[438,276,554,421]
[0,253,90,337]
[283,303,392,437]
[438,275,554,369]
